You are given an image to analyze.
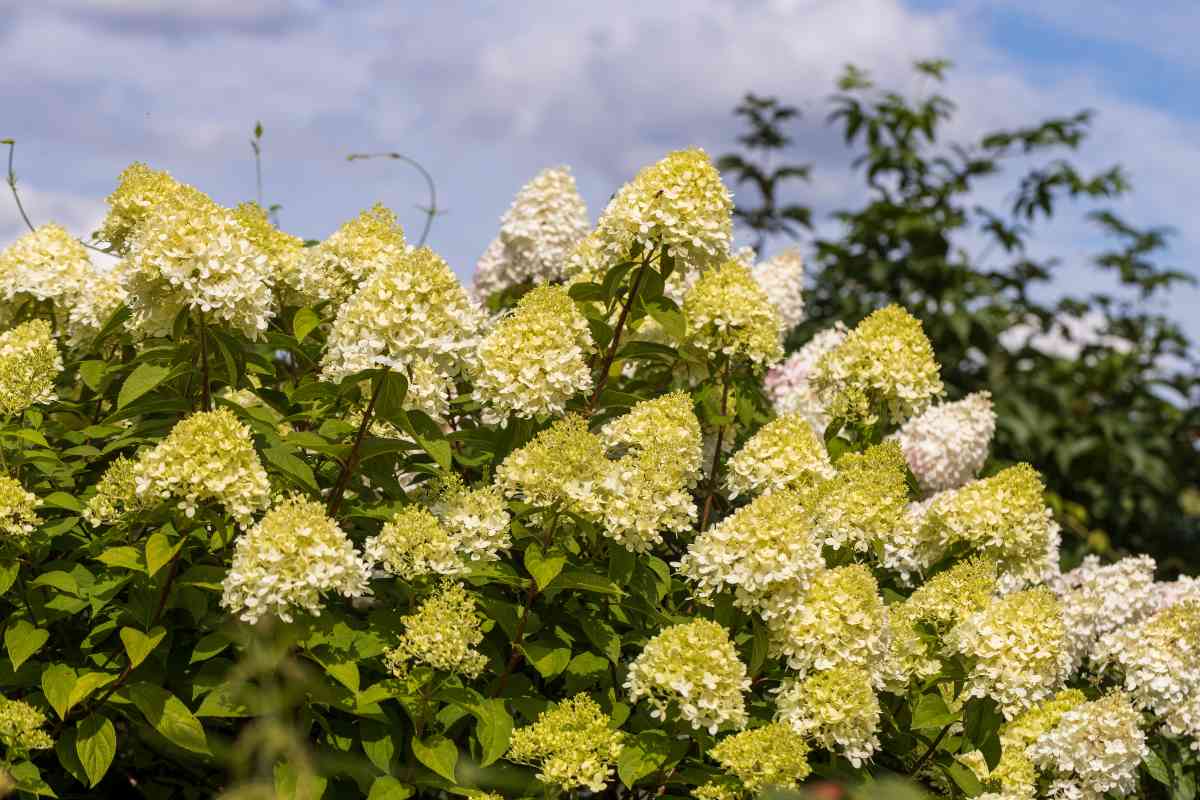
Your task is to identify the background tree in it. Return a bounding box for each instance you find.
[722,60,1200,573]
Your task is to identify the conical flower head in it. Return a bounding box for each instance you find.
[473,284,593,420]
[231,202,306,306]
[764,323,848,431]
[753,248,805,332]
[812,304,943,425]
[775,665,881,768]
[507,694,624,792]
[495,415,606,516]
[0,319,62,416]
[383,580,488,678]
[97,162,207,254]
[709,723,811,794]
[684,259,784,367]
[725,411,834,499]
[294,203,407,306]
[0,474,40,542]
[895,391,996,493]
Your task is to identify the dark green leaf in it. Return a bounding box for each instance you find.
[76,714,117,788]
[117,363,171,409]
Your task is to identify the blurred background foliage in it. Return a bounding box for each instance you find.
[719,60,1200,575]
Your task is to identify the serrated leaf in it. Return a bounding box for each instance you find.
[144,532,181,577]
[367,776,413,800]
[5,619,49,671]
[117,363,171,409]
[471,698,512,767]
[120,626,166,669]
[524,542,565,591]
[292,307,321,343]
[76,714,117,788]
[411,735,457,783]
[522,642,571,679]
[42,663,77,719]
[128,682,210,754]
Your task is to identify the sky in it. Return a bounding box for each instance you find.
[1,0,1198,342]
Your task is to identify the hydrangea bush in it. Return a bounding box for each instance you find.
[0,149,1196,800]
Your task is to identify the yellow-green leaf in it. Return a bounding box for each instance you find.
[76,714,117,788]
[120,626,166,669]
[411,735,457,783]
[127,683,210,755]
[5,619,49,671]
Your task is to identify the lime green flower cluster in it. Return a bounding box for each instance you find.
[220,495,372,624]
[808,441,909,553]
[231,202,306,307]
[0,695,53,759]
[709,722,811,795]
[594,392,703,551]
[293,203,407,306]
[768,565,890,683]
[83,455,147,526]
[321,247,481,394]
[812,304,943,425]
[131,408,271,526]
[0,319,62,417]
[365,505,461,579]
[0,474,40,541]
[96,162,206,254]
[723,411,833,499]
[677,488,823,619]
[384,581,488,679]
[495,415,605,516]
[775,665,881,767]
[625,619,750,733]
[591,148,732,272]
[946,587,1071,719]
[507,693,624,792]
[473,285,593,421]
[683,259,784,367]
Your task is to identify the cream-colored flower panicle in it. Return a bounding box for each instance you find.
[473,285,593,421]
[709,723,811,794]
[84,455,149,526]
[293,203,407,306]
[131,408,271,526]
[724,412,833,499]
[808,441,909,554]
[0,223,104,340]
[321,247,481,390]
[677,489,822,619]
[812,305,943,425]
[1026,693,1147,800]
[507,693,624,793]
[895,391,996,493]
[432,478,512,562]
[625,619,750,733]
[221,495,372,624]
[753,248,805,332]
[768,565,891,683]
[0,474,40,541]
[121,186,274,339]
[384,581,488,678]
[231,202,306,307]
[0,695,54,759]
[495,415,605,517]
[1092,598,1200,746]
[365,506,462,579]
[1052,555,1157,671]
[683,259,784,367]
[472,166,590,297]
[96,162,205,254]
[593,148,732,271]
[594,392,703,551]
[922,464,1056,582]
[946,587,1071,719]
[775,665,881,767]
[764,323,848,432]
[0,320,62,417]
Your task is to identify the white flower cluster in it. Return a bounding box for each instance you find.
[1026,693,1147,800]
[762,323,848,432]
[894,391,996,493]
[220,495,373,624]
[431,480,512,562]
[775,666,881,767]
[384,581,488,678]
[0,319,62,417]
[472,166,590,298]
[724,411,833,499]
[752,248,805,332]
[625,619,750,734]
[1051,555,1157,671]
[472,285,593,421]
[292,204,407,306]
[0,474,40,541]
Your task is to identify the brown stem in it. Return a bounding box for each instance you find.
[490,581,539,698]
[325,374,385,516]
[197,311,212,412]
[585,261,648,415]
[699,360,733,532]
[911,720,953,776]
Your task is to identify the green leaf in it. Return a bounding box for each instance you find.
[942,761,983,795]
[31,570,79,596]
[144,532,181,577]
[359,720,396,773]
[322,659,360,693]
[273,761,328,800]
[69,672,117,712]
[552,569,624,596]
[749,617,769,677]
[195,683,252,718]
[292,307,321,342]
[120,626,166,669]
[524,542,565,591]
[76,714,117,788]
[78,360,107,392]
[618,730,672,788]
[367,777,413,800]
[127,682,210,754]
[264,446,320,494]
[471,698,512,767]
[117,363,171,409]
[41,491,83,512]
[190,632,231,664]
[911,692,957,731]
[42,663,77,719]
[0,559,17,595]
[94,546,145,572]
[647,300,686,340]
[8,760,56,797]
[522,642,571,679]
[400,409,452,470]
[55,729,90,787]
[5,619,49,670]
[411,734,457,783]
[1143,749,1172,786]
[372,371,409,422]
[962,696,1004,770]
[580,616,621,663]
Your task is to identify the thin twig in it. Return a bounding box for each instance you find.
[699,359,733,532]
[491,581,539,698]
[197,311,212,412]
[586,261,648,415]
[911,720,953,776]
[4,138,112,254]
[326,374,385,516]
[346,152,441,247]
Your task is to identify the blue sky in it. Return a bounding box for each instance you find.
[2,0,1197,342]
